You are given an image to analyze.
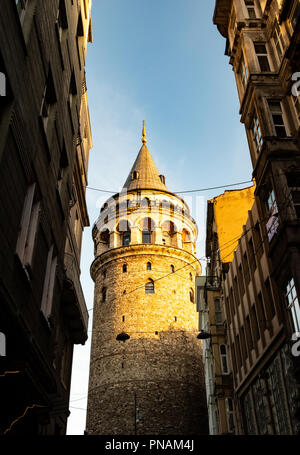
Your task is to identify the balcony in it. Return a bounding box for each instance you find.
[62,252,89,344]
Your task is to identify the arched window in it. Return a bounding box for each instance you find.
[123,264,127,273]
[102,287,107,302]
[159,174,165,184]
[145,279,155,294]
[190,288,194,303]
[170,265,175,273]
[118,220,131,246]
[132,170,139,180]
[182,229,191,243]
[147,262,151,271]
[220,344,229,374]
[141,217,155,244]
[122,231,131,246]
[141,197,150,208]
[100,229,110,245]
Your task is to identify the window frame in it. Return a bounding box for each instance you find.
[220,344,229,375]
[285,277,300,332]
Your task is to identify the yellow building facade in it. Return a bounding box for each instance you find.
[86,125,208,435]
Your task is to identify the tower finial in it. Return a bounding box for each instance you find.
[142,120,147,144]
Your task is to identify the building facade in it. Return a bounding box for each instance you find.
[0,0,92,434]
[86,125,208,435]
[211,0,300,434]
[199,187,255,435]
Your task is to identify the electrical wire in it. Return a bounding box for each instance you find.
[86,179,254,195]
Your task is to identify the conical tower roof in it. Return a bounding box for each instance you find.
[122,122,168,192]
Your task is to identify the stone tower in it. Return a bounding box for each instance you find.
[86,123,208,435]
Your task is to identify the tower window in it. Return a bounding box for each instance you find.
[132,171,139,180]
[122,231,131,246]
[142,230,151,244]
[159,174,165,184]
[170,265,175,273]
[102,287,107,302]
[147,262,151,270]
[123,264,127,273]
[145,279,155,294]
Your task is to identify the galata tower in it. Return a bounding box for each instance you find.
[86,123,208,435]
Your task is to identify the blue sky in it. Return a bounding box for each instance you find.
[67,0,253,434]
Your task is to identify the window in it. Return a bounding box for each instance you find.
[246,315,254,350]
[159,174,165,184]
[267,100,287,137]
[245,0,256,19]
[254,43,271,72]
[225,398,235,433]
[102,287,107,302]
[286,172,300,218]
[122,264,127,273]
[147,262,151,270]
[132,171,139,180]
[56,0,68,41]
[145,279,154,294]
[285,278,300,332]
[292,94,300,122]
[251,113,263,153]
[41,245,57,319]
[142,230,151,244]
[265,278,276,319]
[243,252,250,284]
[16,183,40,269]
[170,264,175,273]
[100,229,110,246]
[15,0,28,23]
[290,2,300,30]
[122,231,131,246]
[190,288,195,303]
[251,304,260,340]
[239,53,249,88]
[266,188,279,242]
[220,344,229,374]
[273,19,285,61]
[214,299,222,324]
[40,68,57,136]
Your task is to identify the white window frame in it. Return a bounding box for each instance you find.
[251,113,263,153]
[239,53,249,89]
[286,277,300,332]
[220,344,229,374]
[273,18,285,62]
[16,183,40,268]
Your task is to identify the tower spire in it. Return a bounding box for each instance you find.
[142,120,147,144]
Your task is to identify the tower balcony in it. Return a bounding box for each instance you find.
[62,252,89,344]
